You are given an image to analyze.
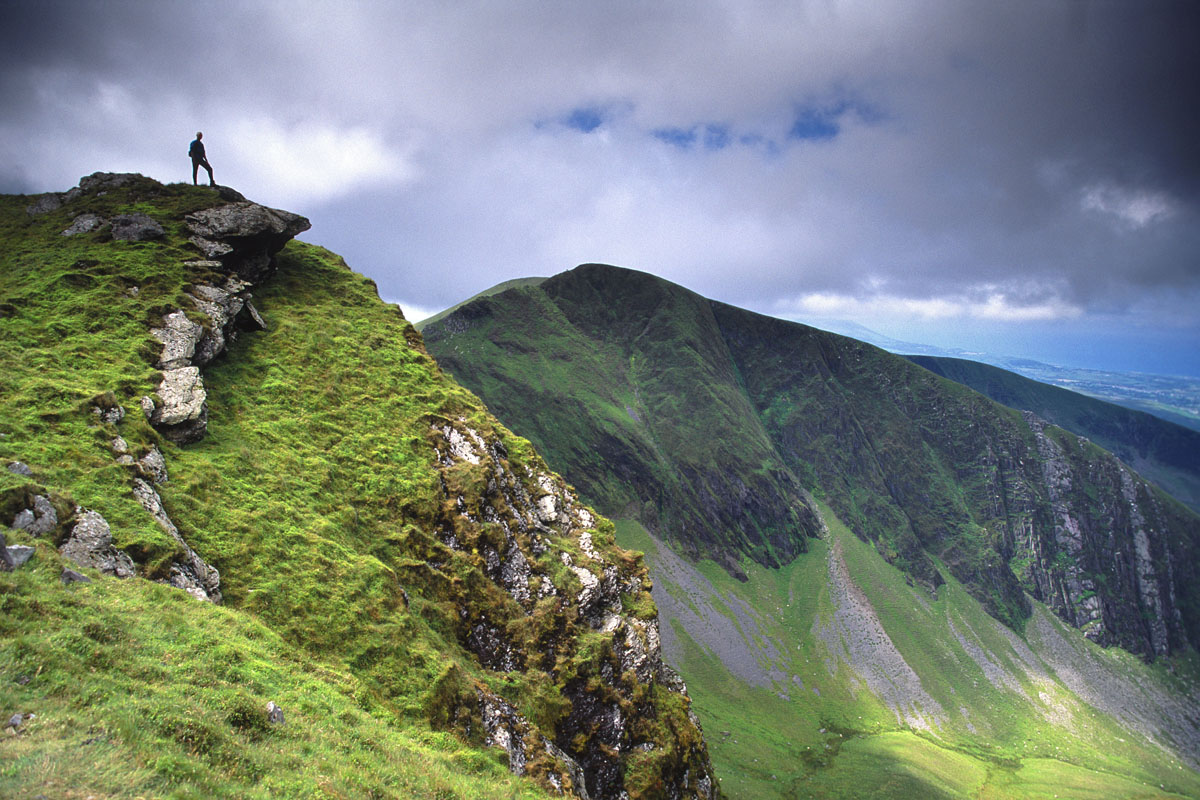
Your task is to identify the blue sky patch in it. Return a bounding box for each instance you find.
[653,127,698,148]
[789,107,842,141]
[564,106,606,133]
[653,123,733,151]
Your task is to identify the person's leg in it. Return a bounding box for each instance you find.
[192,159,200,185]
[203,159,215,186]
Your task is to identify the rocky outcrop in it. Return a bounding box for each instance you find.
[420,417,720,799]
[58,510,135,578]
[1017,413,1190,658]
[131,478,221,602]
[185,201,310,282]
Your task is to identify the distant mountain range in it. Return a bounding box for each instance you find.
[804,318,1200,433]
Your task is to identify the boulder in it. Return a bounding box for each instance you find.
[111,213,164,242]
[61,213,105,236]
[150,367,208,443]
[6,461,32,477]
[10,494,57,537]
[60,568,91,585]
[185,202,310,282]
[59,510,135,578]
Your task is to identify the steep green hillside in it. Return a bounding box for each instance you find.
[0,177,719,799]
[906,354,1200,513]
[423,264,1200,659]
[422,268,823,576]
[421,262,1200,798]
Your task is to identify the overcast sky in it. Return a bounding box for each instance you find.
[3,1,1198,375]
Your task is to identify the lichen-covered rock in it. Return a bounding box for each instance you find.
[59,510,135,578]
[61,212,105,236]
[149,367,208,443]
[136,446,169,485]
[151,311,203,369]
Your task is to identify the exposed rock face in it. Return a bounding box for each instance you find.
[419,417,720,799]
[1015,413,1189,658]
[185,202,311,282]
[59,510,135,578]
[131,478,221,602]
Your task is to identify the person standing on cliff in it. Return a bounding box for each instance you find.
[189,131,215,186]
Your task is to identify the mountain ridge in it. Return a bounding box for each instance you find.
[423,262,1200,659]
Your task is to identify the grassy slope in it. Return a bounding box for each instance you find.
[616,514,1200,800]
[1,185,708,798]
[906,354,1200,513]
[0,185,551,798]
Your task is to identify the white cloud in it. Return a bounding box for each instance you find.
[779,290,1082,324]
[1081,182,1176,229]
[223,118,419,208]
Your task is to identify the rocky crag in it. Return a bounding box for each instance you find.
[1,177,718,799]
[421,263,1200,662]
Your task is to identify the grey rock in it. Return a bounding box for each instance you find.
[185,202,310,281]
[26,194,63,215]
[150,311,203,369]
[60,568,91,584]
[132,478,220,602]
[6,545,35,569]
[136,446,169,485]
[6,461,32,477]
[150,367,208,443]
[11,495,57,537]
[110,213,164,241]
[266,701,285,725]
[140,396,156,420]
[61,213,105,236]
[59,510,135,578]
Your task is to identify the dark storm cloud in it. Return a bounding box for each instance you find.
[2,1,1197,364]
